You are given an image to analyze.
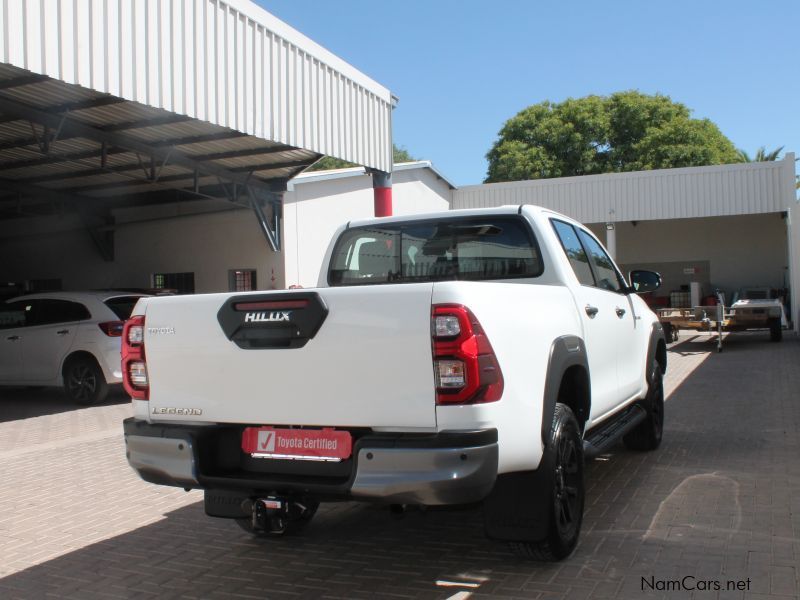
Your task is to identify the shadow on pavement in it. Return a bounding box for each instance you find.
[1,337,797,599]
[0,385,129,423]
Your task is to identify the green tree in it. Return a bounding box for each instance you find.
[307,144,416,171]
[735,145,784,162]
[485,91,740,183]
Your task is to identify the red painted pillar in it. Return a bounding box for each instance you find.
[371,169,392,217]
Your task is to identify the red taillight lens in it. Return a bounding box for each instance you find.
[122,315,148,400]
[98,321,124,337]
[431,304,504,405]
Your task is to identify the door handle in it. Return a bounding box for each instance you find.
[7,335,20,341]
[585,305,599,318]
[615,307,626,318]
[56,329,70,335]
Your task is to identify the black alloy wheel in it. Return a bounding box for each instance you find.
[64,358,109,405]
[553,425,582,543]
[624,360,664,451]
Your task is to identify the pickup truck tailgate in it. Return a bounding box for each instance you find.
[139,284,437,428]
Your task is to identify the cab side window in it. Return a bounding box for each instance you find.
[576,230,624,293]
[551,220,595,286]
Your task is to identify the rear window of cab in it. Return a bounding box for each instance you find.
[329,216,543,286]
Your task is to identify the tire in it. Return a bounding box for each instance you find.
[623,360,664,451]
[662,323,673,343]
[769,318,782,342]
[509,404,584,561]
[235,498,319,537]
[63,356,109,405]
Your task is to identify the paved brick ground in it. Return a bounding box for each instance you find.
[0,332,798,599]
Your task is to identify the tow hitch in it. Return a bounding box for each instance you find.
[243,496,317,535]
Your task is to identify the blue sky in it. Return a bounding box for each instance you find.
[260,0,799,186]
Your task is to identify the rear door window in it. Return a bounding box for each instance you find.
[551,220,595,286]
[0,301,31,329]
[329,216,543,286]
[104,296,143,320]
[576,230,624,293]
[29,300,91,326]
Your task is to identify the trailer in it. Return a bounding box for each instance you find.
[657,294,785,352]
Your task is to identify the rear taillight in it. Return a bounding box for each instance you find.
[122,315,148,400]
[431,304,504,405]
[98,321,124,337]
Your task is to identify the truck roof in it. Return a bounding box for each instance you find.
[346,204,561,229]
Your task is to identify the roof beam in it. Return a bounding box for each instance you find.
[21,155,313,186]
[229,159,313,173]
[0,112,194,151]
[188,145,295,162]
[100,114,193,132]
[148,131,248,148]
[0,95,302,195]
[0,147,129,172]
[0,176,101,207]
[0,74,49,90]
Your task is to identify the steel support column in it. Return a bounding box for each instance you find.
[247,183,286,253]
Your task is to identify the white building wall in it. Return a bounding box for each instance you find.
[608,214,789,296]
[0,207,284,293]
[454,156,795,224]
[283,167,451,288]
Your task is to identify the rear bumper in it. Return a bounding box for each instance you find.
[123,418,498,506]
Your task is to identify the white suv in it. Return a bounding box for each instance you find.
[0,291,147,404]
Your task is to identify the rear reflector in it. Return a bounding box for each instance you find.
[431,304,504,405]
[122,316,148,400]
[128,361,148,387]
[98,321,124,337]
[435,359,466,388]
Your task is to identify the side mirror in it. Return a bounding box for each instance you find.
[628,270,662,294]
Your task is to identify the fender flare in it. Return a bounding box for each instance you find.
[646,321,667,383]
[541,335,590,442]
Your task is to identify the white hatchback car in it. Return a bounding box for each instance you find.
[0,291,148,404]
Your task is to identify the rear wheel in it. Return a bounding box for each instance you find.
[63,357,108,405]
[624,360,664,451]
[769,318,782,342]
[509,404,584,561]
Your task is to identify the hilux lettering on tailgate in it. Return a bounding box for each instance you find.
[244,311,291,323]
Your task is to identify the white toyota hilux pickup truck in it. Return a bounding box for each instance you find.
[123,205,666,560]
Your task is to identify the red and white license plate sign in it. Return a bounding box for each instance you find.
[242,427,352,460]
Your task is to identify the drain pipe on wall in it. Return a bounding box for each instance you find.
[369,169,392,217]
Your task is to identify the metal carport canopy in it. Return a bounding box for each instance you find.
[0,0,394,254]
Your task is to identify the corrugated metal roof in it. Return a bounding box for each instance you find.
[0,0,393,173]
[453,157,798,222]
[288,160,457,190]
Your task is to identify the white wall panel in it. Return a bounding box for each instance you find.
[0,0,393,171]
[454,156,797,223]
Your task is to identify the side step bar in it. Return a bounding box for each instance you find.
[583,404,647,458]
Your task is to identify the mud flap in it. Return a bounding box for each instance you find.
[483,456,555,542]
